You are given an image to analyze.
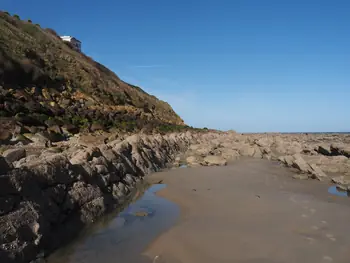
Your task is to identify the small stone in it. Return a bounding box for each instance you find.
[134,211,148,217]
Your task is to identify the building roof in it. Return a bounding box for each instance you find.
[60,36,81,43]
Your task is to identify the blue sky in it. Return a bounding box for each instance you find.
[2,0,349,132]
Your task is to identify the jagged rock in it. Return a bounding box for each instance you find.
[316,145,332,156]
[124,174,136,186]
[309,164,327,181]
[331,143,350,158]
[112,182,129,199]
[292,154,312,174]
[0,201,42,262]
[252,146,263,158]
[202,155,227,166]
[25,154,76,186]
[308,155,350,174]
[332,176,350,186]
[255,137,273,148]
[2,131,350,263]
[3,148,26,163]
[64,182,103,210]
[70,147,101,165]
[80,197,107,223]
[278,155,295,167]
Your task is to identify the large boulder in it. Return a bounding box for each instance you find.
[220,148,240,161]
[239,145,256,157]
[188,144,213,157]
[3,148,26,163]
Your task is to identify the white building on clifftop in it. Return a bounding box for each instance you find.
[60,36,81,52]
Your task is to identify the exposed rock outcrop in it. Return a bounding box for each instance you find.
[1,130,350,263]
[0,132,197,263]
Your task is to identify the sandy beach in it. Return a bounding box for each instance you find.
[145,159,350,263]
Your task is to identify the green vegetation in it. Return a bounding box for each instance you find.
[71,116,89,128]
[0,10,188,135]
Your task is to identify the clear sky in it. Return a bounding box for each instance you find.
[2,0,349,132]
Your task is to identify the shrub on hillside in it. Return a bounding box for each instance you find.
[13,14,20,20]
[21,23,40,36]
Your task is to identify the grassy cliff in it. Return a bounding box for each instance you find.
[0,11,186,137]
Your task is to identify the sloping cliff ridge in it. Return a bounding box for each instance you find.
[0,11,184,139]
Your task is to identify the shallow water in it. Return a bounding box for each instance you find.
[46,184,179,263]
[328,185,349,197]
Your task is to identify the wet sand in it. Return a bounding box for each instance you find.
[145,158,350,263]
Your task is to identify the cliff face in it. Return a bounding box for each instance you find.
[0,11,184,137]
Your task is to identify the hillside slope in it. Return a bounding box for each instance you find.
[0,11,185,139]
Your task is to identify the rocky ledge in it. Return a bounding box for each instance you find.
[0,132,198,263]
[1,131,349,263]
[178,132,350,187]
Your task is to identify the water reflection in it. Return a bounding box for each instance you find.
[328,185,349,197]
[47,184,179,263]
